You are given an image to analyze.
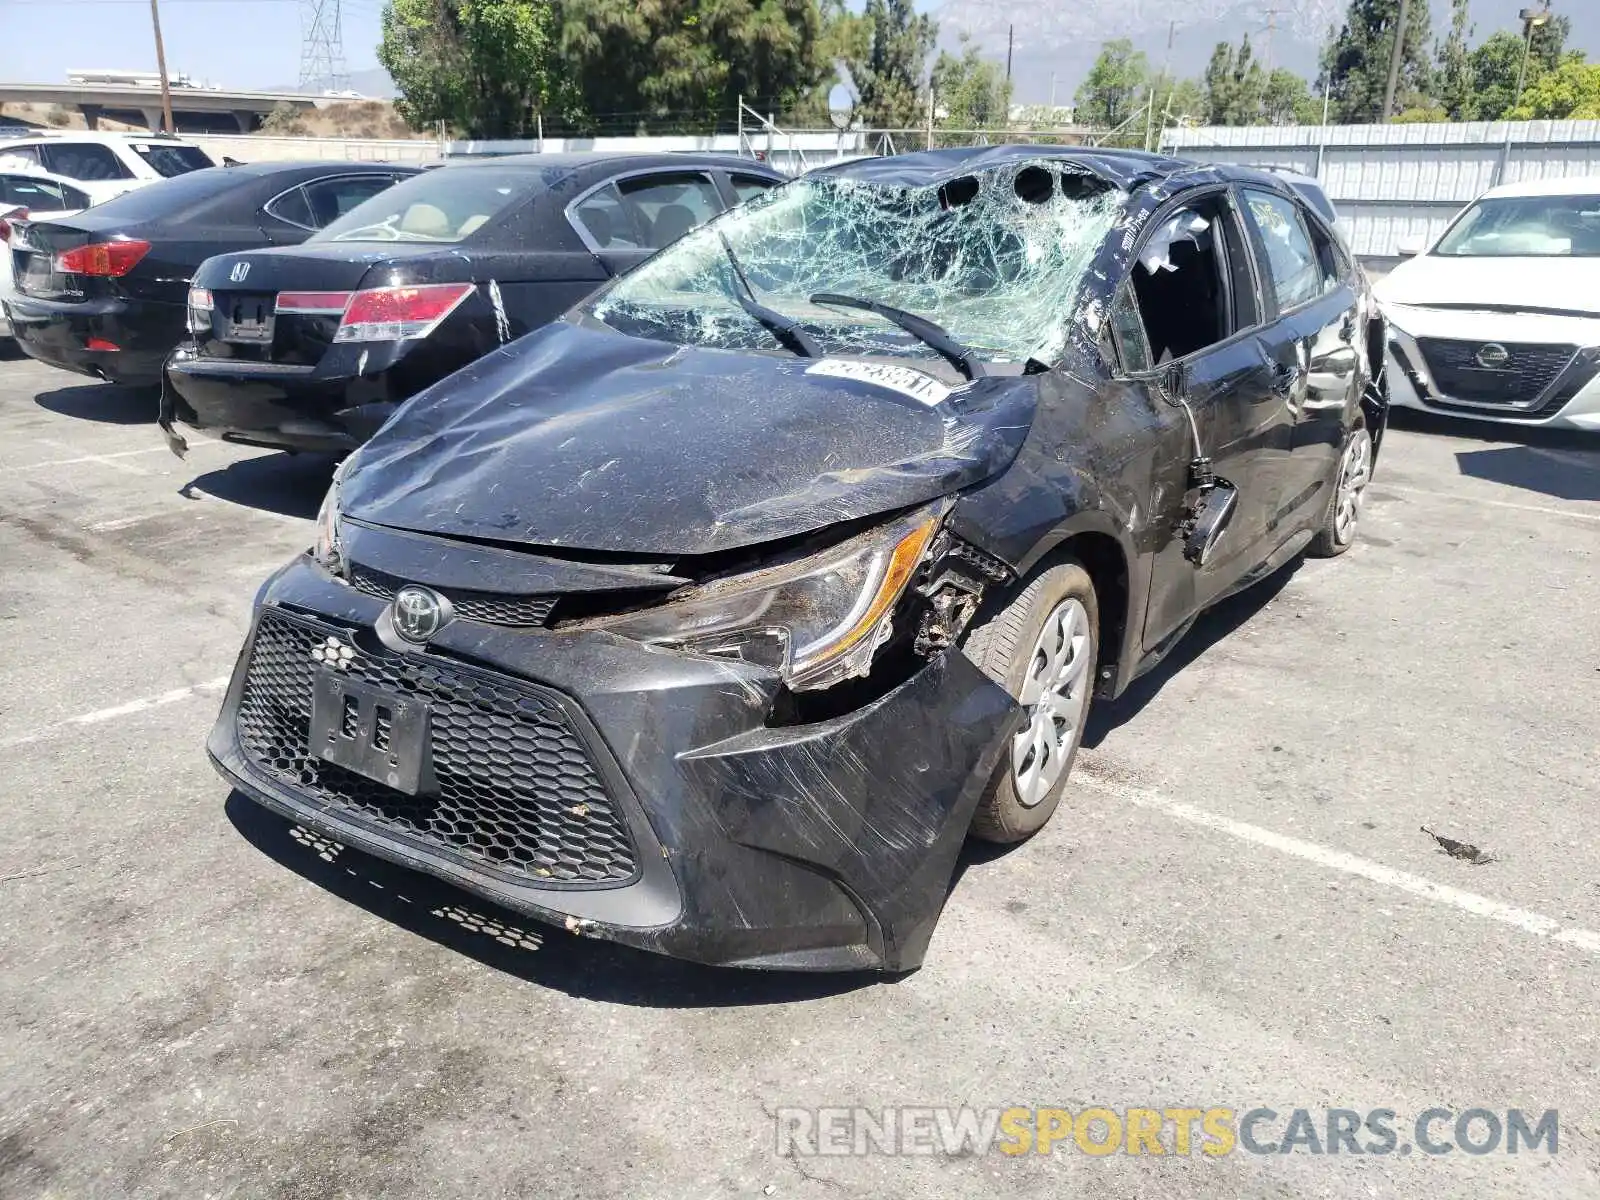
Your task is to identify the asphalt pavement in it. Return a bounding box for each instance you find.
[1,346,1597,1199]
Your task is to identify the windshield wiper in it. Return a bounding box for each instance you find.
[716,230,821,358]
[809,292,987,380]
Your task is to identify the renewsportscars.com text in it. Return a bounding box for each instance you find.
[775,1106,1558,1158]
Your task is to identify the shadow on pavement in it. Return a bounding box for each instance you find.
[225,791,884,1006]
[1452,445,1600,503]
[35,382,160,425]
[1081,556,1301,750]
[182,451,339,521]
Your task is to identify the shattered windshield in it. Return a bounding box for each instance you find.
[587,161,1125,365]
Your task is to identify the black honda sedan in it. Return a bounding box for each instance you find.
[161,152,786,454]
[6,161,416,386]
[210,146,1388,972]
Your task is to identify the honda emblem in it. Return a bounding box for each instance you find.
[229,261,250,283]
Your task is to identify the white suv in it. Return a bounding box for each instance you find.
[0,132,215,204]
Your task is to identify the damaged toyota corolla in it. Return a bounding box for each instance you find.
[209,146,1388,972]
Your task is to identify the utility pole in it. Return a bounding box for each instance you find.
[1144,20,1176,152]
[148,0,174,133]
[1006,24,1014,83]
[1380,0,1411,120]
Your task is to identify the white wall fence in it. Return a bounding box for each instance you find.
[189,130,866,174]
[1160,121,1600,259]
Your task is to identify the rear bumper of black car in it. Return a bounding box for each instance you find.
[6,294,175,386]
[164,349,405,453]
[210,557,1019,972]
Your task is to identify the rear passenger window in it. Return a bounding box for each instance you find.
[41,143,134,181]
[0,145,44,171]
[1241,188,1321,311]
[303,175,397,227]
[2,175,86,210]
[265,185,315,229]
[617,173,721,249]
[572,183,644,250]
[730,175,778,204]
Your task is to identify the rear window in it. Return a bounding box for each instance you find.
[1,175,89,211]
[75,167,242,221]
[129,142,215,178]
[41,142,134,181]
[314,165,563,243]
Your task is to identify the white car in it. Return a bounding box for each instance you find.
[1376,176,1600,431]
[0,169,92,339]
[0,132,214,204]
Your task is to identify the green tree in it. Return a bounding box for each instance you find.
[1261,68,1311,125]
[842,0,936,128]
[1203,36,1269,125]
[1321,0,1435,123]
[1435,0,1475,119]
[1075,39,1150,136]
[380,0,574,138]
[1469,13,1573,121]
[1507,57,1600,119]
[558,0,826,132]
[931,35,1012,135]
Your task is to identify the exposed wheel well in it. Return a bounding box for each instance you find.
[1005,532,1129,696]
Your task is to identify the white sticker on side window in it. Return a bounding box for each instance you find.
[805,359,953,407]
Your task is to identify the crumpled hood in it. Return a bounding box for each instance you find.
[1376,253,1600,318]
[341,321,1036,557]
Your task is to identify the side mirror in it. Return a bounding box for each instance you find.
[1183,479,1239,567]
[1395,237,1424,257]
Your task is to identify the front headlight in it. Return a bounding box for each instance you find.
[591,505,943,691]
[311,470,343,572]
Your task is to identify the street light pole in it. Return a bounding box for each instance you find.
[1495,5,1551,185]
[148,0,174,133]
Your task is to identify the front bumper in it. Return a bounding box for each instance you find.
[1380,304,1600,430]
[5,293,176,386]
[211,557,1019,972]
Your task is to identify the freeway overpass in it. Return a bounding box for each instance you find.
[0,82,330,133]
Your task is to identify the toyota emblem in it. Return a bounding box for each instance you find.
[229,261,250,283]
[391,585,450,643]
[1474,343,1510,369]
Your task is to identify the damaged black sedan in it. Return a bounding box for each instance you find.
[209,146,1387,972]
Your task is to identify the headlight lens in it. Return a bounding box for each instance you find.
[311,471,343,571]
[593,505,943,691]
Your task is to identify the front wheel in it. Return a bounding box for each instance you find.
[1309,423,1372,558]
[963,561,1099,844]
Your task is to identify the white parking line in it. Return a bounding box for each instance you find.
[1,677,230,748]
[1076,770,1600,957]
[1380,482,1600,524]
[2,436,220,475]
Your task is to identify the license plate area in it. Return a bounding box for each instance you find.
[221,292,275,343]
[309,671,434,795]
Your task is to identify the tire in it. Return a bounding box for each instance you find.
[1309,421,1373,558]
[963,559,1099,844]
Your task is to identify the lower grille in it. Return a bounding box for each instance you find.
[1417,338,1576,406]
[348,564,557,628]
[235,608,638,885]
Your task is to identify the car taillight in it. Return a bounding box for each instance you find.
[276,291,353,315]
[0,206,27,243]
[187,285,213,335]
[333,283,474,344]
[53,238,152,277]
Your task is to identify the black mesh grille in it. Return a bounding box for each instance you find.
[235,608,638,885]
[347,564,557,627]
[1417,338,1576,406]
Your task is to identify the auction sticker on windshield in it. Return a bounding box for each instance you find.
[806,359,955,407]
